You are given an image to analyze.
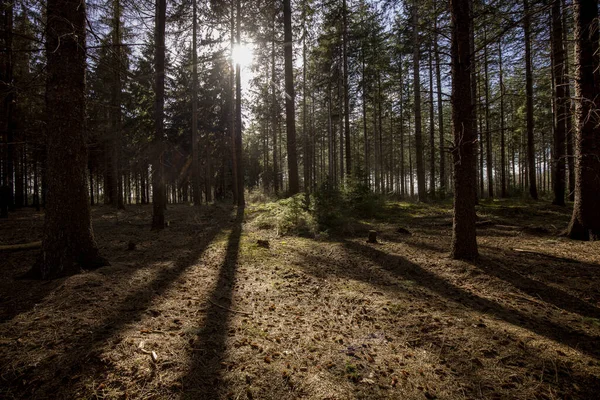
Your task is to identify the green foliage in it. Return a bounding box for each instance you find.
[313,176,383,230]
[252,194,317,237]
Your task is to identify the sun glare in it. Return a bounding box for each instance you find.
[231,44,253,68]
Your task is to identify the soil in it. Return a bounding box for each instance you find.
[1,200,599,399]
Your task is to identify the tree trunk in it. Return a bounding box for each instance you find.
[283,0,299,195]
[342,0,351,178]
[152,0,166,230]
[412,2,426,201]
[450,0,478,260]
[551,0,566,206]
[235,0,244,206]
[434,8,445,196]
[271,13,279,194]
[33,0,107,279]
[191,0,201,205]
[524,0,538,200]
[428,42,435,196]
[562,0,575,201]
[230,2,238,203]
[499,41,507,198]
[567,0,600,240]
[484,29,493,198]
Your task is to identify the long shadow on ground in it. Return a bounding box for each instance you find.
[340,240,600,360]
[0,209,231,399]
[182,207,244,399]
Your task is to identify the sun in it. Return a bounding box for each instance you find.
[231,43,253,68]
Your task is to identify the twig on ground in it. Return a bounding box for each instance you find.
[208,298,252,316]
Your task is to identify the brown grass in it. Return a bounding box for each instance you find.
[1,199,599,399]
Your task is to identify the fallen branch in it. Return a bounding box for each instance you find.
[0,241,41,251]
[208,298,252,316]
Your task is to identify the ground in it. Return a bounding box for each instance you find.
[1,199,599,399]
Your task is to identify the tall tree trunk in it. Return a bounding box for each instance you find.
[362,47,369,187]
[271,13,279,194]
[451,0,478,260]
[235,0,244,206]
[342,0,351,177]
[562,0,575,201]
[524,0,538,200]
[110,0,124,209]
[484,29,493,198]
[428,42,435,196]
[499,41,507,198]
[33,0,107,278]
[230,2,238,203]
[399,58,405,197]
[1,0,14,211]
[434,7,445,196]
[412,2,426,201]
[191,0,201,205]
[283,0,299,195]
[152,0,166,230]
[567,0,600,240]
[551,0,566,206]
[302,5,309,193]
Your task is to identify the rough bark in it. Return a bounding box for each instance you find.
[567,0,600,240]
[283,0,299,195]
[235,0,244,206]
[412,2,426,201]
[524,0,538,200]
[451,0,478,260]
[434,8,445,196]
[551,0,566,206]
[32,0,107,279]
[342,0,351,178]
[192,0,201,205]
[152,0,166,230]
[499,41,507,198]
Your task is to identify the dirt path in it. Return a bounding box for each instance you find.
[1,202,599,399]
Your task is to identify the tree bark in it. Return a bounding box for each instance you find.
[524,0,538,200]
[191,0,201,205]
[152,0,166,230]
[451,0,478,260]
[499,41,507,198]
[551,0,566,206]
[234,0,244,206]
[283,0,299,195]
[342,0,351,178]
[434,8,445,196]
[33,0,107,279]
[567,0,600,240]
[412,2,426,201]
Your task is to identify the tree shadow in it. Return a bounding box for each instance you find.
[473,245,600,320]
[1,209,231,399]
[338,240,600,360]
[181,206,244,399]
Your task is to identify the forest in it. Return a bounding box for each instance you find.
[1,0,600,398]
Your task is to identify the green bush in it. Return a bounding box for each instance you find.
[253,194,317,237]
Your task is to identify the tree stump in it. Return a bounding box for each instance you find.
[367,230,377,243]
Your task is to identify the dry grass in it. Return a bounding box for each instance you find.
[1,199,599,399]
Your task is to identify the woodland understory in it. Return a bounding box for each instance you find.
[1,200,599,399]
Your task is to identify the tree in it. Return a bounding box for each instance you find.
[412,2,426,201]
[152,0,166,230]
[523,0,538,200]
[450,0,478,260]
[31,0,107,279]
[551,0,566,206]
[283,0,299,195]
[235,0,244,206]
[566,0,600,240]
[191,0,201,205]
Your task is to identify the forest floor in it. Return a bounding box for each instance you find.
[1,199,600,399]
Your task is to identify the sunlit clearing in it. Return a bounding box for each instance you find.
[231,43,253,68]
